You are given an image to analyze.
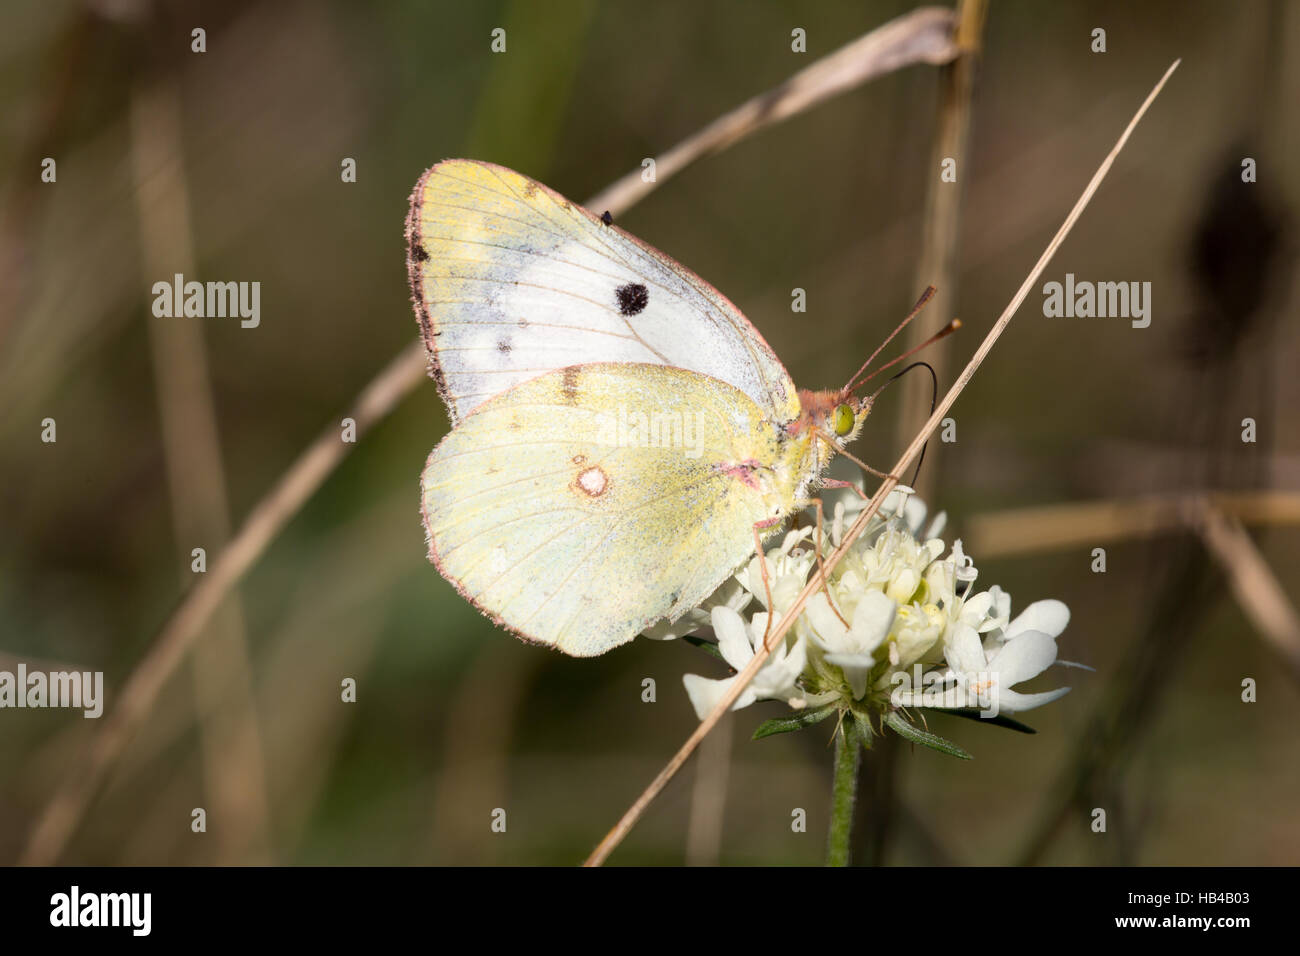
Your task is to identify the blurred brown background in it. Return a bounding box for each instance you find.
[1,0,1297,865]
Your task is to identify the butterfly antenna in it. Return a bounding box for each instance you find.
[845,316,962,396]
[869,360,938,487]
[842,285,936,396]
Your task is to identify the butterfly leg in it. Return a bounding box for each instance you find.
[748,484,864,646]
[811,426,905,483]
[820,476,869,500]
[750,518,783,648]
[792,496,849,629]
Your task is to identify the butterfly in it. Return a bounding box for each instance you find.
[407,159,942,657]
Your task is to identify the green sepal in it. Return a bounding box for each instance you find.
[752,705,837,740]
[851,709,875,751]
[682,634,724,662]
[884,711,973,759]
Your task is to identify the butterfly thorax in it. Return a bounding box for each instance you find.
[792,386,871,458]
[769,387,874,504]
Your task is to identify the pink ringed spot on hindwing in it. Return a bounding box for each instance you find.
[575,465,609,498]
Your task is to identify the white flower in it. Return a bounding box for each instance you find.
[949,621,1070,713]
[900,599,1071,713]
[889,601,948,669]
[739,528,817,613]
[804,589,895,698]
[984,597,1069,652]
[669,488,1077,737]
[681,605,808,719]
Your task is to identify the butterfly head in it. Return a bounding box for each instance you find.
[830,394,871,441]
[795,388,872,454]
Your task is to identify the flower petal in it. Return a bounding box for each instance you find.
[754,632,808,698]
[959,590,994,626]
[988,630,1059,686]
[836,663,871,700]
[901,494,928,535]
[850,589,896,653]
[1005,599,1070,641]
[944,622,986,674]
[805,592,849,652]
[683,672,760,719]
[997,686,1071,713]
[711,605,754,670]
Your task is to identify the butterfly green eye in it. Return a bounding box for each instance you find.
[833,403,855,437]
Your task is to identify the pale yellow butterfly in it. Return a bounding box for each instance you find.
[407,159,941,657]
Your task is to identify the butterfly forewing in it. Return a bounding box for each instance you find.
[406,159,799,426]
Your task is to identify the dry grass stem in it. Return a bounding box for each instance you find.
[18,343,425,865]
[130,81,271,865]
[1191,502,1300,682]
[965,491,1300,559]
[899,0,986,502]
[585,7,958,214]
[685,713,734,866]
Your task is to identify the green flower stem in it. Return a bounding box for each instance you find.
[826,718,861,866]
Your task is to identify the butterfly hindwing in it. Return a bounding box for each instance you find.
[420,363,789,656]
[406,159,800,426]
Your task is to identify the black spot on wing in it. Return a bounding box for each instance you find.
[497,339,512,353]
[412,243,430,262]
[616,282,649,316]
